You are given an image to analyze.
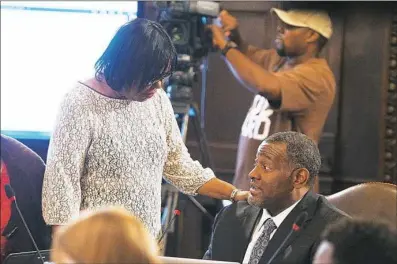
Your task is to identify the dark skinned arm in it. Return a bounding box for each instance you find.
[210,24,281,99]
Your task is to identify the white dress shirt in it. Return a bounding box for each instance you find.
[242,200,301,264]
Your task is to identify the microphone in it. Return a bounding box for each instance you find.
[266,211,308,264]
[5,184,45,264]
[157,209,181,245]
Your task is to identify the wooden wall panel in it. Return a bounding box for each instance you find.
[316,11,344,176]
[336,6,392,186]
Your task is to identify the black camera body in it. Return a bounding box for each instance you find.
[156,1,219,60]
[155,1,220,102]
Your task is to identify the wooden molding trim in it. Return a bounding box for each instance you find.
[384,10,397,184]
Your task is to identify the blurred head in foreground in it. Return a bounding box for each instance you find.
[51,206,161,264]
[313,218,397,264]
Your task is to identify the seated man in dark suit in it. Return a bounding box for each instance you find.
[204,131,349,264]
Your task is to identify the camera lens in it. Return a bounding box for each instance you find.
[163,22,189,46]
[170,25,184,42]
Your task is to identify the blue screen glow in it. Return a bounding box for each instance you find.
[1,1,137,139]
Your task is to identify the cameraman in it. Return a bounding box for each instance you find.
[209,8,336,191]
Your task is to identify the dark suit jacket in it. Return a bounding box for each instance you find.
[204,191,349,264]
[1,135,52,260]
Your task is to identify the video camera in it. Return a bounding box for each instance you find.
[154,1,221,102]
[155,1,220,59]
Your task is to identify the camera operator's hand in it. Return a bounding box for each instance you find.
[209,24,227,50]
[219,10,239,37]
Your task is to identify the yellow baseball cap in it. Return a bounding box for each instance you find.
[271,8,333,39]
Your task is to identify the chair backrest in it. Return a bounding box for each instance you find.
[327,182,397,227]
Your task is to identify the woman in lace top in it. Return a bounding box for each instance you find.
[42,18,248,238]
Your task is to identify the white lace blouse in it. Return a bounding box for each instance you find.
[42,83,215,237]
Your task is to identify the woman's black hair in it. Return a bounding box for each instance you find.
[94,18,177,92]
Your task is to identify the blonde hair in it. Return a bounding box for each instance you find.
[51,207,161,264]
